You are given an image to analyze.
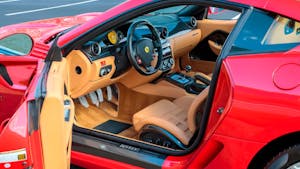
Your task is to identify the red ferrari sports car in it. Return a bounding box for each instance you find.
[0,0,300,168]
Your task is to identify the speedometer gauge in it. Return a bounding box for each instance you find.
[107,30,118,45]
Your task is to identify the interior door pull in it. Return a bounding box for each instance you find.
[0,64,13,86]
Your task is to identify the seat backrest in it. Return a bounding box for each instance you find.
[187,86,209,132]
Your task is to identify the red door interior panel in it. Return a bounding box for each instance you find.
[0,56,37,127]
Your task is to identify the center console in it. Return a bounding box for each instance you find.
[165,72,207,95]
[159,39,174,72]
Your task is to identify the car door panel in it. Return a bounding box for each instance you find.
[214,51,300,142]
[0,56,38,127]
[40,59,74,169]
[0,56,37,93]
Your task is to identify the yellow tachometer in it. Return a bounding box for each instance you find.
[107,30,118,45]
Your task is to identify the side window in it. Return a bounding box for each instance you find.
[230,9,300,55]
[207,7,240,20]
[0,34,33,56]
[263,16,300,45]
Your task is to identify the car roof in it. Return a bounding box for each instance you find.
[230,0,300,21]
[58,0,300,47]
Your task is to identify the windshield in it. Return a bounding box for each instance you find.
[150,5,187,15]
[0,34,32,56]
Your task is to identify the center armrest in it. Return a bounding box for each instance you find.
[132,81,188,99]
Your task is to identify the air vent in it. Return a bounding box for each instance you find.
[91,42,101,56]
[190,17,197,28]
[84,41,101,57]
[160,27,168,39]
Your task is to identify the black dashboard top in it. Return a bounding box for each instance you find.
[81,13,196,61]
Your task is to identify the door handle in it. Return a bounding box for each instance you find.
[0,64,13,86]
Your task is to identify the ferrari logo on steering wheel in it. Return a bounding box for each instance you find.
[144,46,150,53]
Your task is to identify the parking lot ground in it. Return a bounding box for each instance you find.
[0,0,124,26]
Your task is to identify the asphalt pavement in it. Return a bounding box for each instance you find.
[0,0,124,27]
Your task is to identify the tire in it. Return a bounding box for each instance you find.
[265,144,300,169]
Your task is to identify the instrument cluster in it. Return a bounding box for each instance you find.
[82,30,126,60]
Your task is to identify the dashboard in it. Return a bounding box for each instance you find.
[81,14,198,74]
[67,14,201,98]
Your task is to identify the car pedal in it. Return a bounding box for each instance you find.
[107,86,112,101]
[78,96,89,108]
[96,89,104,103]
[88,92,99,107]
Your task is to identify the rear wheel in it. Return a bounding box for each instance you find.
[265,144,300,169]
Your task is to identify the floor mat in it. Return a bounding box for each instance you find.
[94,120,132,134]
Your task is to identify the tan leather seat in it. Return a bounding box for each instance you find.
[133,87,209,145]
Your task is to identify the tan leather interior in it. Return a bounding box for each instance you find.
[208,39,222,56]
[118,68,163,89]
[66,50,117,98]
[117,83,173,122]
[40,59,74,169]
[197,19,236,40]
[187,87,209,132]
[132,80,189,99]
[67,11,238,149]
[73,82,175,129]
[169,29,202,59]
[181,71,213,82]
[181,57,216,75]
[133,87,209,145]
[68,18,226,149]
[177,19,236,75]
[173,96,196,116]
[133,99,193,145]
[74,103,138,139]
[66,21,227,96]
[175,19,236,76]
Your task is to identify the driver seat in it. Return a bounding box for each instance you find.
[133,87,209,147]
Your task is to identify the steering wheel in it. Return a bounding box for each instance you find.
[127,20,163,75]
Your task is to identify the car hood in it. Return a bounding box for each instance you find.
[0,12,103,43]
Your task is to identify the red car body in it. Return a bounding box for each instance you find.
[0,0,300,169]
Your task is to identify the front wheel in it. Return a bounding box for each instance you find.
[265,144,300,169]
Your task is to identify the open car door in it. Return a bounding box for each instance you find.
[0,34,38,128]
[0,33,73,168]
[39,58,74,169]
